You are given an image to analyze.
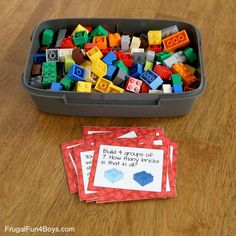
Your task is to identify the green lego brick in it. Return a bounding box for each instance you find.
[64,55,75,73]
[42,61,57,88]
[183,47,197,63]
[90,25,109,38]
[73,31,88,47]
[112,60,128,74]
[144,61,153,71]
[155,52,172,62]
[171,74,183,85]
[60,75,74,90]
[42,29,54,46]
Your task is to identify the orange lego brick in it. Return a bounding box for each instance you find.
[163,30,190,52]
[108,33,121,47]
[93,36,107,50]
[171,63,198,86]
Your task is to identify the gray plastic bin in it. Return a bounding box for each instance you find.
[21,18,205,117]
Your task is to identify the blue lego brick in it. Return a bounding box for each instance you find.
[133,171,153,186]
[173,84,183,93]
[105,64,117,80]
[130,63,143,78]
[102,51,117,65]
[104,168,124,183]
[68,64,85,81]
[50,82,62,91]
[140,69,163,89]
[33,53,46,64]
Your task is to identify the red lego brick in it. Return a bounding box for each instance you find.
[60,36,74,48]
[125,77,142,93]
[149,44,162,53]
[84,43,98,51]
[101,48,112,56]
[118,53,133,67]
[84,26,93,32]
[153,64,172,80]
[140,82,150,93]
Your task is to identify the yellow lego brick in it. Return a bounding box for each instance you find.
[144,61,153,71]
[107,83,124,93]
[86,46,103,61]
[147,30,162,45]
[64,55,75,73]
[72,24,89,35]
[95,78,112,93]
[92,59,107,78]
[75,81,92,92]
[185,64,196,74]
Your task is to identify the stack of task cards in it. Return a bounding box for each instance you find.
[60,126,178,203]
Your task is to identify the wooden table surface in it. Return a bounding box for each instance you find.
[0,0,235,235]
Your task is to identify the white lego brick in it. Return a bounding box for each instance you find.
[162,55,178,68]
[84,66,96,84]
[146,50,155,62]
[149,89,163,94]
[162,84,172,93]
[46,49,59,62]
[161,25,179,38]
[130,48,144,54]
[121,35,130,52]
[130,36,141,49]
[59,48,73,62]
[173,51,187,63]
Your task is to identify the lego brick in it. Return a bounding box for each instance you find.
[102,51,117,65]
[90,25,109,37]
[101,47,112,56]
[147,30,162,45]
[58,48,73,62]
[173,84,183,93]
[140,82,150,93]
[121,35,130,52]
[118,53,133,67]
[94,77,112,93]
[162,84,172,93]
[42,61,57,88]
[174,51,187,63]
[92,59,107,78]
[130,48,145,54]
[68,64,85,81]
[163,30,190,52]
[50,82,62,91]
[133,171,153,186]
[93,36,107,49]
[113,68,127,86]
[171,74,183,85]
[105,64,117,80]
[130,63,143,78]
[171,63,198,86]
[144,61,153,71]
[46,49,59,62]
[146,50,155,62]
[132,52,146,65]
[29,75,43,89]
[149,44,162,53]
[83,66,96,84]
[31,64,42,76]
[155,51,172,62]
[125,77,142,93]
[104,168,124,183]
[60,75,74,90]
[112,60,129,74]
[42,29,54,46]
[153,64,172,80]
[84,26,92,32]
[72,24,89,35]
[130,36,141,49]
[108,33,121,47]
[161,25,179,38]
[84,43,98,51]
[73,31,88,47]
[185,64,196,74]
[106,83,124,93]
[72,48,85,65]
[140,69,163,90]
[183,47,197,63]
[64,55,75,73]
[60,36,74,48]
[55,29,67,48]
[86,46,103,61]
[139,34,149,49]
[162,55,178,68]
[33,53,46,64]
[75,81,92,92]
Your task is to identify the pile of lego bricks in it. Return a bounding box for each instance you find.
[61,126,178,203]
[31,24,200,94]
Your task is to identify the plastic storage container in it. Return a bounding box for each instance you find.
[21,18,205,117]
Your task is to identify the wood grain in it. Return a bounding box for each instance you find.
[0,0,236,235]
